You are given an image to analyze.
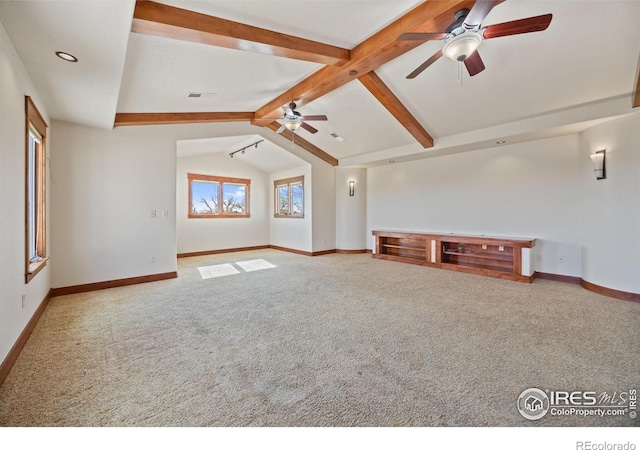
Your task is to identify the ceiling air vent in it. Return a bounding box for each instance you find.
[330,132,344,142]
[187,92,216,98]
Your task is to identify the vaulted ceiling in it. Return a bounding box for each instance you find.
[1,0,640,168]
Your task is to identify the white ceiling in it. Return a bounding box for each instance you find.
[1,0,639,169]
[0,0,134,129]
[177,134,308,173]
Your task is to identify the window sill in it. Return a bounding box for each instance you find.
[274,214,305,219]
[26,257,48,284]
[188,214,251,219]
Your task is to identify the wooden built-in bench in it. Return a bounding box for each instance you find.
[372,230,536,283]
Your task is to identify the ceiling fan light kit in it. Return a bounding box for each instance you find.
[271,101,328,136]
[284,119,302,131]
[442,33,482,61]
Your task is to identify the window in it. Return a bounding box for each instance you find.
[274,176,304,218]
[25,96,48,283]
[188,173,250,218]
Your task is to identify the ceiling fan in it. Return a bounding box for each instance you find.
[398,1,552,79]
[271,101,328,134]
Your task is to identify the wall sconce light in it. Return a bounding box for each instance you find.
[590,150,606,180]
[349,180,355,196]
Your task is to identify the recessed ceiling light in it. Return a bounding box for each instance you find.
[55,51,77,62]
[330,132,344,142]
[496,140,506,145]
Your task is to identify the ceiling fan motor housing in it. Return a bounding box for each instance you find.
[284,110,302,120]
[446,8,470,35]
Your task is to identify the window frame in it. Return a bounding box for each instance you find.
[188,173,251,219]
[25,96,48,284]
[274,175,304,218]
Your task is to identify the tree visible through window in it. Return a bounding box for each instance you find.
[188,174,250,218]
[25,96,48,283]
[274,176,304,218]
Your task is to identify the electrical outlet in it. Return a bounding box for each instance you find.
[21,294,25,309]
[150,256,156,263]
[161,210,168,218]
[150,210,157,218]
[498,246,504,252]
[482,244,487,250]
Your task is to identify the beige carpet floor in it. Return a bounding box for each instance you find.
[1,249,638,426]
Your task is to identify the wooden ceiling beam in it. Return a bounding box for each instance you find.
[113,113,339,166]
[131,1,350,66]
[114,112,254,127]
[358,71,433,148]
[253,0,479,136]
[633,52,640,108]
[266,122,338,166]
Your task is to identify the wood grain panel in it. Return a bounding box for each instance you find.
[0,290,51,387]
[580,279,640,303]
[439,262,534,283]
[534,272,581,284]
[634,51,640,108]
[25,96,49,284]
[269,245,336,257]
[51,272,177,297]
[358,71,433,148]
[114,112,254,126]
[266,122,338,166]
[177,245,270,258]
[254,0,477,127]
[373,253,432,267]
[131,1,349,65]
[373,230,534,283]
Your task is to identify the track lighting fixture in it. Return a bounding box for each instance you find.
[229,139,264,158]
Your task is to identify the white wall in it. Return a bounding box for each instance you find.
[176,151,269,253]
[580,113,640,294]
[270,165,312,252]
[50,120,284,288]
[336,167,367,250]
[367,134,584,277]
[0,23,51,365]
[311,162,336,252]
[50,118,340,287]
[50,121,178,287]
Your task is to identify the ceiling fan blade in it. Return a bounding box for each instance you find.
[398,32,448,42]
[301,115,327,121]
[300,122,319,134]
[482,14,552,39]
[463,0,501,28]
[276,124,286,134]
[407,50,443,79]
[464,50,485,76]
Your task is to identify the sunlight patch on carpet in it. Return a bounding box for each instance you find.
[198,263,240,279]
[235,259,277,272]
